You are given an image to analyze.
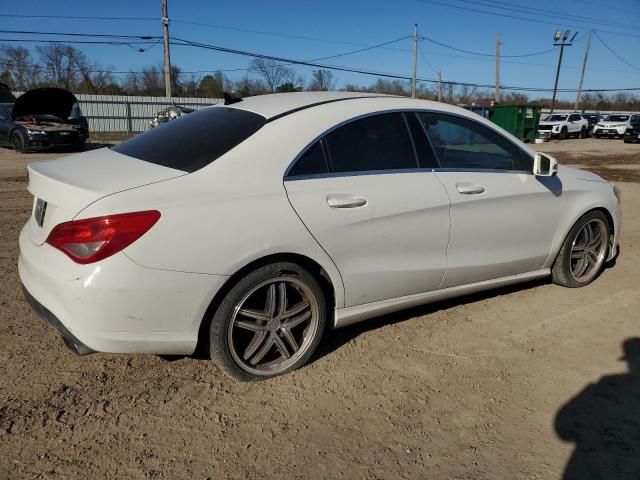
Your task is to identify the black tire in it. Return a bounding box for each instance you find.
[579,127,587,139]
[559,127,568,140]
[209,262,327,381]
[552,210,610,288]
[11,131,27,153]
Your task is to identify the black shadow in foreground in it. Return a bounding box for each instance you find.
[555,338,640,480]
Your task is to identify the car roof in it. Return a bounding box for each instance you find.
[226,91,466,120]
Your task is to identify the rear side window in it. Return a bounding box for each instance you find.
[288,140,329,177]
[324,112,417,173]
[417,112,530,171]
[113,107,266,173]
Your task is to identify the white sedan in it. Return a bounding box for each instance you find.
[19,92,622,380]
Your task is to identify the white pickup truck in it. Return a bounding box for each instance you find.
[537,113,589,140]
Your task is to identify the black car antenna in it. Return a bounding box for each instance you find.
[223,92,243,105]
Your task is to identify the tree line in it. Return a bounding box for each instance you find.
[1,43,637,111]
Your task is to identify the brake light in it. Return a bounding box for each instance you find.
[46,210,161,264]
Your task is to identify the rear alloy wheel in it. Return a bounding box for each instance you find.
[559,127,568,140]
[552,211,610,288]
[579,127,587,138]
[11,131,27,153]
[209,262,326,381]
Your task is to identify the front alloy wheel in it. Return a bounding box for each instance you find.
[552,211,610,287]
[209,262,326,380]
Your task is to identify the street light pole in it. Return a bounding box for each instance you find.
[550,29,578,113]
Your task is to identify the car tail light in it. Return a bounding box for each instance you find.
[46,210,161,264]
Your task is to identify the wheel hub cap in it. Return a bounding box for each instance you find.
[228,276,319,376]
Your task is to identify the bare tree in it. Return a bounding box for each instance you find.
[250,58,293,92]
[0,44,42,91]
[308,69,336,91]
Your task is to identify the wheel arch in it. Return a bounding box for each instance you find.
[194,252,338,357]
[547,205,616,269]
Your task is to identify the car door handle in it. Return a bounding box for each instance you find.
[456,183,485,195]
[326,194,367,209]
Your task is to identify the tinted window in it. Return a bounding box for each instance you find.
[288,140,328,177]
[417,112,530,171]
[569,114,581,121]
[324,113,417,173]
[113,107,266,173]
[0,106,9,120]
[405,112,439,168]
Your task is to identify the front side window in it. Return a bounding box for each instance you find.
[569,114,581,122]
[323,112,417,173]
[416,112,530,171]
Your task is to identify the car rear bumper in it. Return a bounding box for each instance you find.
[18,224,227,355]
[22,285,95,355]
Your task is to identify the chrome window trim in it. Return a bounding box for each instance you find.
[284,167,532,182]
[285,167,436,182]
[283,108,535,180]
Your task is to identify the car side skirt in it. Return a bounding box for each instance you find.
[333,269,551,329]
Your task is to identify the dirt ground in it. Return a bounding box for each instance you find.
[1,138,639,479]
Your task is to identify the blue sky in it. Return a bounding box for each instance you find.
[1,0,639,100]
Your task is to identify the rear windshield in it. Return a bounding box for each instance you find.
[113,107,266,173]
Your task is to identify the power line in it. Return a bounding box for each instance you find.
[422,36,558,58]
[0,29,160,40]
[0,14,156,21]
[593,31,640,72]
[0,13,411,51]
[0,38,158,46]
[170,36,639,93]
[414,0,640,39]
[456,0,640,30]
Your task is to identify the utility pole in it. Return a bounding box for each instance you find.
[574,31,592,111]
[495,34,501,104]
[411,24,418,98]
[162,0,172,98]
[551,29,577,113]
[437,71,443,102]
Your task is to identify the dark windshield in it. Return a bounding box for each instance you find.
[544,115,567,122]
[603,115,629,122]
[113,107,266,173]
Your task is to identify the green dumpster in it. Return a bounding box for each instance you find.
[489,105,541,143]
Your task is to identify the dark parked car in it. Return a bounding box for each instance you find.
[0,87,89,153]
[624,114,640,144]
[582,113,602,137]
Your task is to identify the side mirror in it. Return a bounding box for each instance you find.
[533,152,558,177]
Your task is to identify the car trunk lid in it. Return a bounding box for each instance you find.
[26,147,186,245]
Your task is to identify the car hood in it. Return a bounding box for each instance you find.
[558,165,607,183]
[12,88,77,120]
[539,121,562,126]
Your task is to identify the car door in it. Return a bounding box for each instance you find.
[414,111,563,289]
[284,112,451,307]
[568,114,582,134]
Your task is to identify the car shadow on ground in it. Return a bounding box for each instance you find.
[312,277,550,364]
[554,337,640,480]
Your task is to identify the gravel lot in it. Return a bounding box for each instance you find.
[1,138,638,479]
